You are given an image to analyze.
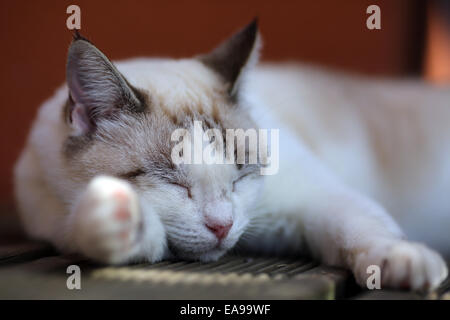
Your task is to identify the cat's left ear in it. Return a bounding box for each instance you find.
[199,19,261,100]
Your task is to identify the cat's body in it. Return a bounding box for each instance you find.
[14,22,448,291]
[248,64,450,257]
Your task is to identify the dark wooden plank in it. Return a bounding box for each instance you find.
[0,242,56,266]
[0,264,334,299]
[0,255,337,299]
[0,264,335,299]
[1,247,444,300]
[296,265,355,299]
[0,207,58,265]
[353,290,422,300]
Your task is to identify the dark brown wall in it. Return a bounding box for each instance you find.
[0,0,430,203]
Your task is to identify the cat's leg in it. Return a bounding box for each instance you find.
[68,176,167,264]
[297,186,448,291]
[249,147,448,291]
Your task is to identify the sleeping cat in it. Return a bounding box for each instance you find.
[14,20,449,291]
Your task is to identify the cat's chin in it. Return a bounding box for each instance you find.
[169,233,242,262]
[174,247,229,262]
[197,249,228,262]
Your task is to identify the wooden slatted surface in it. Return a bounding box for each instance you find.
[0,245,338,299]
[0,242,57,265]
[0,240,448,299]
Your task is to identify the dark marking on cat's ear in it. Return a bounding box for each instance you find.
[199,18,261,100]
[72,30,91,43]
[66,36,147,134]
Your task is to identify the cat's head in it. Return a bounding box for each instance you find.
[63,20,265,261]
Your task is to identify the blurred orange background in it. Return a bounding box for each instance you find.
[0,0,449,206]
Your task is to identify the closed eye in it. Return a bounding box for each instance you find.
[120,168,146,180]
[171,182,192,199]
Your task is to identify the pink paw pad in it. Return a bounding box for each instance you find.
[113,190,132,221]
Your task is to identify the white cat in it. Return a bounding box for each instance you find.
[14,20,448,291]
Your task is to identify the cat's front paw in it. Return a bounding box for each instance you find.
[353,240,448,291]
[72,176,142,264]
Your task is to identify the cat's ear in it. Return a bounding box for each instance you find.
[199,19,261,99]
[66,33,143,135]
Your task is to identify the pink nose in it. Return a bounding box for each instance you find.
[206,222,233,240]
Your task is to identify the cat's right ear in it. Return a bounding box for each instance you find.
[199,19,261,101]
[66,33,143,135]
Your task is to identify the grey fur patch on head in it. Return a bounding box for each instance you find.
[62,25,262,194]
